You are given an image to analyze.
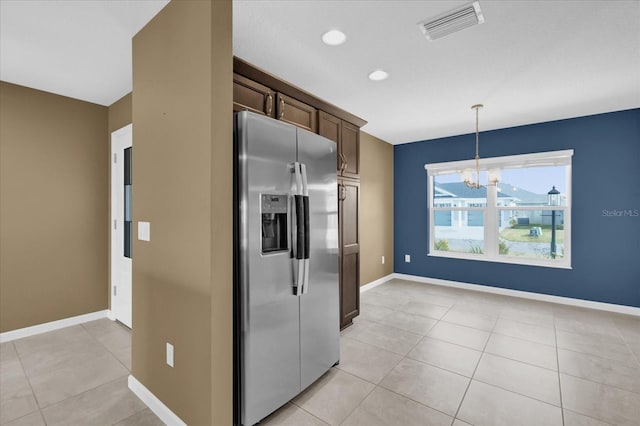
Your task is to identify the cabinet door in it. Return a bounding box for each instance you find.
[233,73,275,117]
[276,93,317,133]
[340,121,360,179]
[339,179,360,329]
[318,111,340,143]
[318,111,341,170]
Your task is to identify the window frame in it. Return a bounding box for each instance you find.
[425,150,573,269]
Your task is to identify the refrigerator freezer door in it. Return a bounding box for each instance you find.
[296,128,340,390]
[236,112,301,426]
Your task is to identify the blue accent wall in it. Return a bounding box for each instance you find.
[394,109,640,308]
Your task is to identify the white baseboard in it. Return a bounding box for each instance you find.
[391,273,640,317]
[360,274,395,293]
[128,375,187,426]
[0,310,111,343]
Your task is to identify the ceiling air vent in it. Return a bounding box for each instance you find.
[418,1,484,41]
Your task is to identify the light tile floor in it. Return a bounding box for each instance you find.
[262,279,640,426]
[2,278,640,426]
[0,319,163,426]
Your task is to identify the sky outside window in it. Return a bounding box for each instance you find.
[434,166,565,195]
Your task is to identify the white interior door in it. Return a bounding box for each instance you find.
[111,124,133,328]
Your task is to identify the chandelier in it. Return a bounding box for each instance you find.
[462,104,499,189]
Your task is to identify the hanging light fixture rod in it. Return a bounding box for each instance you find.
[463,103,499,189]
[472,104,483,189]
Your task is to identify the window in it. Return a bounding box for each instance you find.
[124,147,132,259]
[425,150,572,268]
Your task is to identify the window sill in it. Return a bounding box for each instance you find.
[428,251,572,269]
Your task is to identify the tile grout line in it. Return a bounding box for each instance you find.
[553,314,565,426]
[335,369,378,425]
[611,317,640,367]
[554,333,639,367]
[353,292,464,423]
[489,328,558,348]
[11,340,46,417]
[450,298,498,423]
[425,328,492,352]
[346,300,442,358]
[3,340,48,425]
[469,376,564,409]
[562,408,616,426]
[407,299,457,353]
[19,323,130,413]
[370,312,467,423]
[553,363,640,396]
[78,322,150,423]
[343,331,420,358]
[438,318,497,333]
[479,350,557,373]
[299,407,331,426]
[373,382,456,422]
[1,409,48,426]
[80,321,131,372]
[290,368,373,425]
[404,352,479,381]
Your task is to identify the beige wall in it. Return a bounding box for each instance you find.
[131,1,232,424]
[359,131,394,285]
[108,93,132,133]
[0,82,108,332]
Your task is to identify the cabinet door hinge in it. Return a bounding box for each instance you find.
[113,153,117,163]
[113,286,117,297]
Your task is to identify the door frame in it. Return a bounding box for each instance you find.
[110,124,133,327]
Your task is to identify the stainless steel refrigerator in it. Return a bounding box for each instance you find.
[234,111,340,426]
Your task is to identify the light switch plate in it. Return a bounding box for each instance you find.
[405,254,411,263]
[138,221,150,241]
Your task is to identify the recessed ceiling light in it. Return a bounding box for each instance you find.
[368,70,389,81]
[322,29,346,46]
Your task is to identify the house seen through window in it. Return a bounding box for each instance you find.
[426,150,572,268]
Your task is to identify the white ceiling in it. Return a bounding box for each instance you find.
[0,0,169,106]
[2,1,639,144]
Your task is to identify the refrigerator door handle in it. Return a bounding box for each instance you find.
[294,195,305,261]
[295,194,305,295]
[293,162,303,197]
[291,162,311,295]
[291,162,307,295]
[300,163,309,197]
[300,163,311,294]
[299,194,310,295]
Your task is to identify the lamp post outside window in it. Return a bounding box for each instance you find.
[548,186,560,259]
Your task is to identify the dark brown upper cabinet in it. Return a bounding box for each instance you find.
[276,93,317,133]
[233,73,275,117]
[340,121,360,179]
[319,111,360,179]
[233,57,365,130]
[318,110,340,143]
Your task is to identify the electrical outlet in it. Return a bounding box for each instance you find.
[405,254,411,263]
[381,256,385,264]
[166,342,174,368]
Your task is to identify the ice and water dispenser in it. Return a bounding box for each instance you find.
[261,194,288,254]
